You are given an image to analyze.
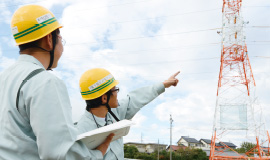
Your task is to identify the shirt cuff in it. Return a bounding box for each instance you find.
[155,82,165,95]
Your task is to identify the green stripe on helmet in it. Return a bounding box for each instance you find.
[81,78,115,95]
[14,17,57,40]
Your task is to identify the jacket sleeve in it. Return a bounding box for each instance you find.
[115,83,165,120]
[26,75,103,160]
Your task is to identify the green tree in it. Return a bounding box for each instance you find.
[235,142,256,153]
[192,148,208,160]
[176,147,207,160]
[135,152,153,160]
[124,145,139,158]
[124,145,208,160]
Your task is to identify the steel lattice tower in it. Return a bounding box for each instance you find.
[210,0,270,159]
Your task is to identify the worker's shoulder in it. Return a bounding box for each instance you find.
[23,70,67,93]
[35,70,64,84]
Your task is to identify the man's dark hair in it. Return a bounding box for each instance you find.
[86,90,112,111]
[18,29,60,52]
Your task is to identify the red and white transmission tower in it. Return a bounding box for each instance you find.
[210,0,270,159]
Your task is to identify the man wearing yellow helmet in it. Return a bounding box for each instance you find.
[77,68,180,160]
[0,5,113,160]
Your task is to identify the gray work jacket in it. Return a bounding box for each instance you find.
[76,83,165,160]
[0,55,102,160]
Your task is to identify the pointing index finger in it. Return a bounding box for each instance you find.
[170,71,180,78]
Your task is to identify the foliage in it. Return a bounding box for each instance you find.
[134,152,153,160]
[124,145,139,158]
[235,142,256,154]
[124,145,208,160]
[176,148,208,160]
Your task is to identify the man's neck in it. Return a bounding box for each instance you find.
[20,49,50,69]
[20,52,50,69]
[90,105,108,118]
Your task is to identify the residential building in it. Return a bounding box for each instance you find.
[219,142,237,149]
[177,136,202,148]
[200,139,211,149]
[177,136,237,151]
[166,145,186,152]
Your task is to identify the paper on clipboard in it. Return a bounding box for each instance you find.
[77,119,135,150]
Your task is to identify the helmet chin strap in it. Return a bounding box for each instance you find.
[86,91,120,122]
[33,46,55,70]
[47,30,57,70]
[32,31,57,70]
[105,93,120,122]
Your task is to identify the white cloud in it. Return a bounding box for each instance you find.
[154,93,213,124]
[1,0,270,147]
[0,3,12,24]
[131,112,147,128]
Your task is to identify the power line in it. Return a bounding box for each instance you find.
[54,0,158,15]
[62,43,220,60]
[253,56,270,59]
[2,41,270,54]
[244,6,270,8]
[0,28,221,46]
[0,0,156,23]
[0,0,48,8]
[58,35,270,47]
[63,8,221,30]
[249,26,270,28]
[118,57,219,66]
[0,0,152,9]
[1,23,269,38]
[65,28,220,46]
[0,41,221,53]
[60,57,220,71]
[0,8,221,36]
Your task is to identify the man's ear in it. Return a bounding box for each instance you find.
[44,33,53,50]
[101,94,107,104]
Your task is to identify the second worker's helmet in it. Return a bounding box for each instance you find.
[79,68,119,100]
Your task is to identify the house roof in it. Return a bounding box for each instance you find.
[182,137,201,144]
[177,136,237,148]
[125,142,147,145]
[203,150,247,157]
[215,143,223,146]
[166,145,187,151]
[167,145,180,151]
[147,143,167,146]
[199,139,237,147]
[220,142,237,147]
[200,139,212,144]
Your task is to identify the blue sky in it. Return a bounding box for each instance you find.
[1,0,270,147]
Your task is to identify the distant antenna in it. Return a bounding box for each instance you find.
[158,139,160,160]
[141,132,143,143]
[170,114,173,160]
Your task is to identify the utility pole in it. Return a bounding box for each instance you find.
[141,132,143,143]
[170,114,173,160]
[157,139,159,160]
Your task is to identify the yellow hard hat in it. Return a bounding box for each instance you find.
[11,5,62,45]
[80,68,119,100]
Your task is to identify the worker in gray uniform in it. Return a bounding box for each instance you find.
[0,5,113,160]
[77,68,180,159]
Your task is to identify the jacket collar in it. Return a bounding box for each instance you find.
[18,54,45,69]
[84,111,114,127]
